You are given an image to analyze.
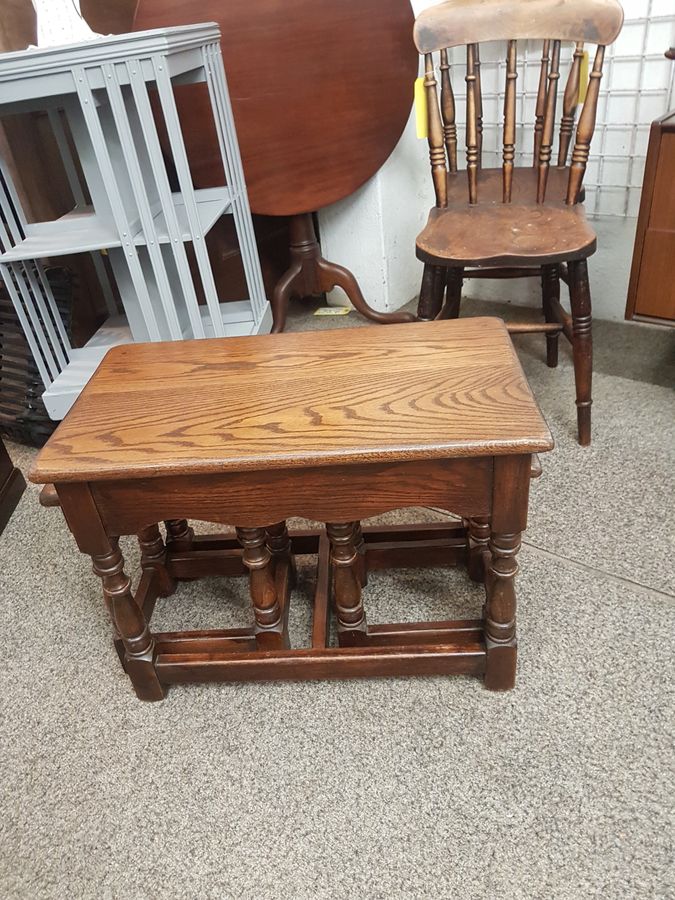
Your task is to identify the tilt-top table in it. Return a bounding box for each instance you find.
[81,0,419,331]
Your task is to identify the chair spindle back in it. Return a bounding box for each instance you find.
[414,0,623,209]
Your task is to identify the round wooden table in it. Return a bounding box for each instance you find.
[82,0,418,330]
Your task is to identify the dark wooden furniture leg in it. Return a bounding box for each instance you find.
[138,524,177,597]
[265,520,297,587]
[57,482,165,700]
[467,515,490,584]
[93,537,164,700]
[440,267,464,319]
[352,522,368,588]
[270,213,416,332]
[0,436,25,537]
[164,519,194,550]
[236,526,290,650]
[484,455,529,691]
[568,258,593,445]
[327,521,368,647]
[541,264,561,368]
[417,263,446,321]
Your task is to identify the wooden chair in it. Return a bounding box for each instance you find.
[413,0,624,445]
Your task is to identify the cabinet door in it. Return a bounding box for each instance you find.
[627,115,675,324]
[635,132,675,320]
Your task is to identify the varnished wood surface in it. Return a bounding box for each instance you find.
[123,0,417,215]
[0,0,35,55]
[31,319,552,484]
[414,0,624,53]
[626,112,675,324]
[416,168,596,266]
[88,459,492,533]
[78,0,137,35]
[0,435,25,536]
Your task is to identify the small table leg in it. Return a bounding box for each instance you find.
[352,522,368,588]
[164,519,194,550]
[236,526,290,650]
[484,455,530,691]
[484,531,520,691]
[265,520,297,588]
[92,538,165,701]
[270,213,416,333]
[327,522,368,646]
[138,524,176,597]
[467,516,490,584]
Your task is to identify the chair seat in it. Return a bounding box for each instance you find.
[416,167,597,268]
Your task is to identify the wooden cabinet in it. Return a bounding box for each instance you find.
[0,435,25,535]
[626,110,675,325]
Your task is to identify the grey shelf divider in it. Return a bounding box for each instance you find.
[0,23,270,420]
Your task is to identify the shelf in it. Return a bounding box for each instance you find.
[0,207,121,263]
[134,188,232,246]
[0,189,232,264]
[189,300,254,338]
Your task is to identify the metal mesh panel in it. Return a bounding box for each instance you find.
[438,3,675,217]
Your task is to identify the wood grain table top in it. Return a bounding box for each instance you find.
[129,0,417,215]
[30,319,553,484]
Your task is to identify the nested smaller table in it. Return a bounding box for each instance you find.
[30,319,553,701]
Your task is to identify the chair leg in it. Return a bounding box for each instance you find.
[439,267,464,319]
[541,264,560,368]
[568,259,593,446]
[417,263,446,321]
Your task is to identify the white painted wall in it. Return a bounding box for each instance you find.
[32,0,96,46]
[319,109,433,314]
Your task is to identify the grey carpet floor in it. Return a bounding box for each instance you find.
[1,300,673,899]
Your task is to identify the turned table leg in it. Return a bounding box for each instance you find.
[138,524,176,597]
[484,456,530,691]
[327,522,368,646]
[484,531,521,691]
[54,483,165,701]
[467,516,490,583]
[236,526,289,650]
[265,520,297,587]
[164,519,194,550]
[92,539,165,701]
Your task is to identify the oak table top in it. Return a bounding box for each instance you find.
[30,318,553,484]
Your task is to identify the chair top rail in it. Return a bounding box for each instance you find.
[414,0,624,53]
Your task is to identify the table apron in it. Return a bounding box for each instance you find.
[88,457,493,534]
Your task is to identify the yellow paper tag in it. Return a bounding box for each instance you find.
[578,51,590,104]
[414,76,428,140]
[314,306,351,317]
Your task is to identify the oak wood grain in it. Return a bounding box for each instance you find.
[31,318,552,484]
[88,458,493,533]
[155,643,486,683]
